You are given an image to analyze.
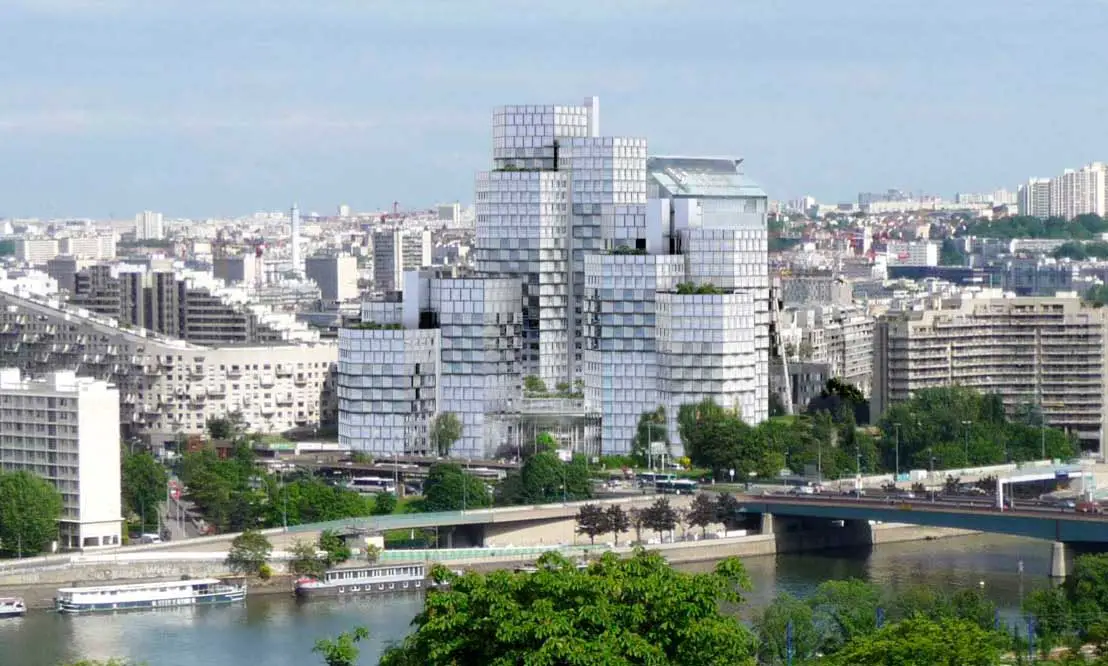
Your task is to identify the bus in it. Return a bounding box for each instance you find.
[637,472,676,488]
[656,479,699,495]
[346,477,396,494]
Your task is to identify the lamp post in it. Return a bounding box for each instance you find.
[962,420,972,466]
[463,458,468,512]
[893,422,901,481]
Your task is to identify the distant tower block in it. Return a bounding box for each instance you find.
[290,203,302,277]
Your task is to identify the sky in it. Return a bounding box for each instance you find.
[1,0,1107,218]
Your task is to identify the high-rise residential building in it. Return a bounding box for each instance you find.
[1050,163,1107,219]
[886,240,939,267]
[16,238,61,265]
[1018,178,1053,218]
[873,293,1108,456]
[342,97,769,458]
[372,229,432,292]
[212,253,259,286]
[306,253,359,302]
[338,271,522,457]
[134,211,164,240]
[0,368,122,550]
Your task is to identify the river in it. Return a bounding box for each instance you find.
[0,534,1054,666]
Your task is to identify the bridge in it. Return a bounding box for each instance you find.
[734,493,1108,577]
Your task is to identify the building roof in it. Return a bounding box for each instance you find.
[647,156,767,199]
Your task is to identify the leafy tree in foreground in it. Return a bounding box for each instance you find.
[313,626,370,666]
[755,592,821,666]
[225,529,272,576]
[0,470,63,556]
[808,578,882,652]
[379,549,756,666]
[826,615,1004,666]
[574,503,610,544]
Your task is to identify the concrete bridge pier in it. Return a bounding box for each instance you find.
[761,513,774,536]
[1051,542,1068,579]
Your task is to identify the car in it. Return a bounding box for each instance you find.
[1076,501,1102,514]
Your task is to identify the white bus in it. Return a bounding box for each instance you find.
[347,477,396,494]
[637,471,677,488]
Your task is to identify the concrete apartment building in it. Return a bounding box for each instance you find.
[337,97,769,458]
[873,294,1108,454]
[71,265,310,346]
[372,229,432,292]
[778,304,875,398]
[1018,164,1107,220]
[305,253,359,302]
[0,369,122,550]
[0,290,337,444]
[134,211,164,240]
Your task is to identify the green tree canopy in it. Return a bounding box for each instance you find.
[379,549,756,666]
[225,529,272,576]
[422,463,491,512]
[313,626,370,666]
[0,470,63,556]
[826,615,1004,666]
[496,451,592,505]
[121,450,168,534]
[755,593,821,666]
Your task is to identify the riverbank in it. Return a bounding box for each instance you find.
[2,523,976,611]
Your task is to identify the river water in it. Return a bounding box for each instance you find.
[0,534,1054,666]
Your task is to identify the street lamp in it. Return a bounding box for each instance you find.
[962,420,972,466]
[893,422,901,481]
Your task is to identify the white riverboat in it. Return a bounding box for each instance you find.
[55,578,246,614]
[295,563,427,598]
[0,597,26,617]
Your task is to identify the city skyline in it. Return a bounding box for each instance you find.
[2,0,1107,217]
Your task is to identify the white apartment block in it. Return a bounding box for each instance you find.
[0,369,122,550]
[1018,178,1053,218]
[372,229,432,292]
[0,290,337,443]
[338,272,522,458]
[873,294,1108,455]
[779,304,875,397]
[59,235,116,261]
[16,238,60,265]
[134,211,164,240]
[886,240,939,267]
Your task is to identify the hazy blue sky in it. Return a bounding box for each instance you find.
[2,0,1106,218]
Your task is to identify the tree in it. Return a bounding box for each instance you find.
[523,375,547,395]
[497,451,592,506]
[372,491,397,516]
[225,529,272,576]
[429,412,463,457]
[0,470,63,557]
[534,431,558,453]
[628,507,647,544]
[827,616,1003,666]
[289,539,326,579]
[313,627,370,666]
[422,463,490,512]
[205,411,245,441]
[715,492,744,530]
[605,504,630,546]
[808,578,882,652]
[630,406,668,464]
[378,549,756,666]
[121,450,168,534]
[365,544,381,563]
[686,493,718,537]
[318,529,351,567]
[642,497,678,540]
[574,503,610,545]
[755,593,821,665]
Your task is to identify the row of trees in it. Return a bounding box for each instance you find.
[959,213,1108,241]
[179,444,374,533]
[1024,553,1108,655]
[679,385,1079,482]
[575,493,748,545]
[418,449,593,513]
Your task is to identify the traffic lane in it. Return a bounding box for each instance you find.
[739,493,1108,521]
